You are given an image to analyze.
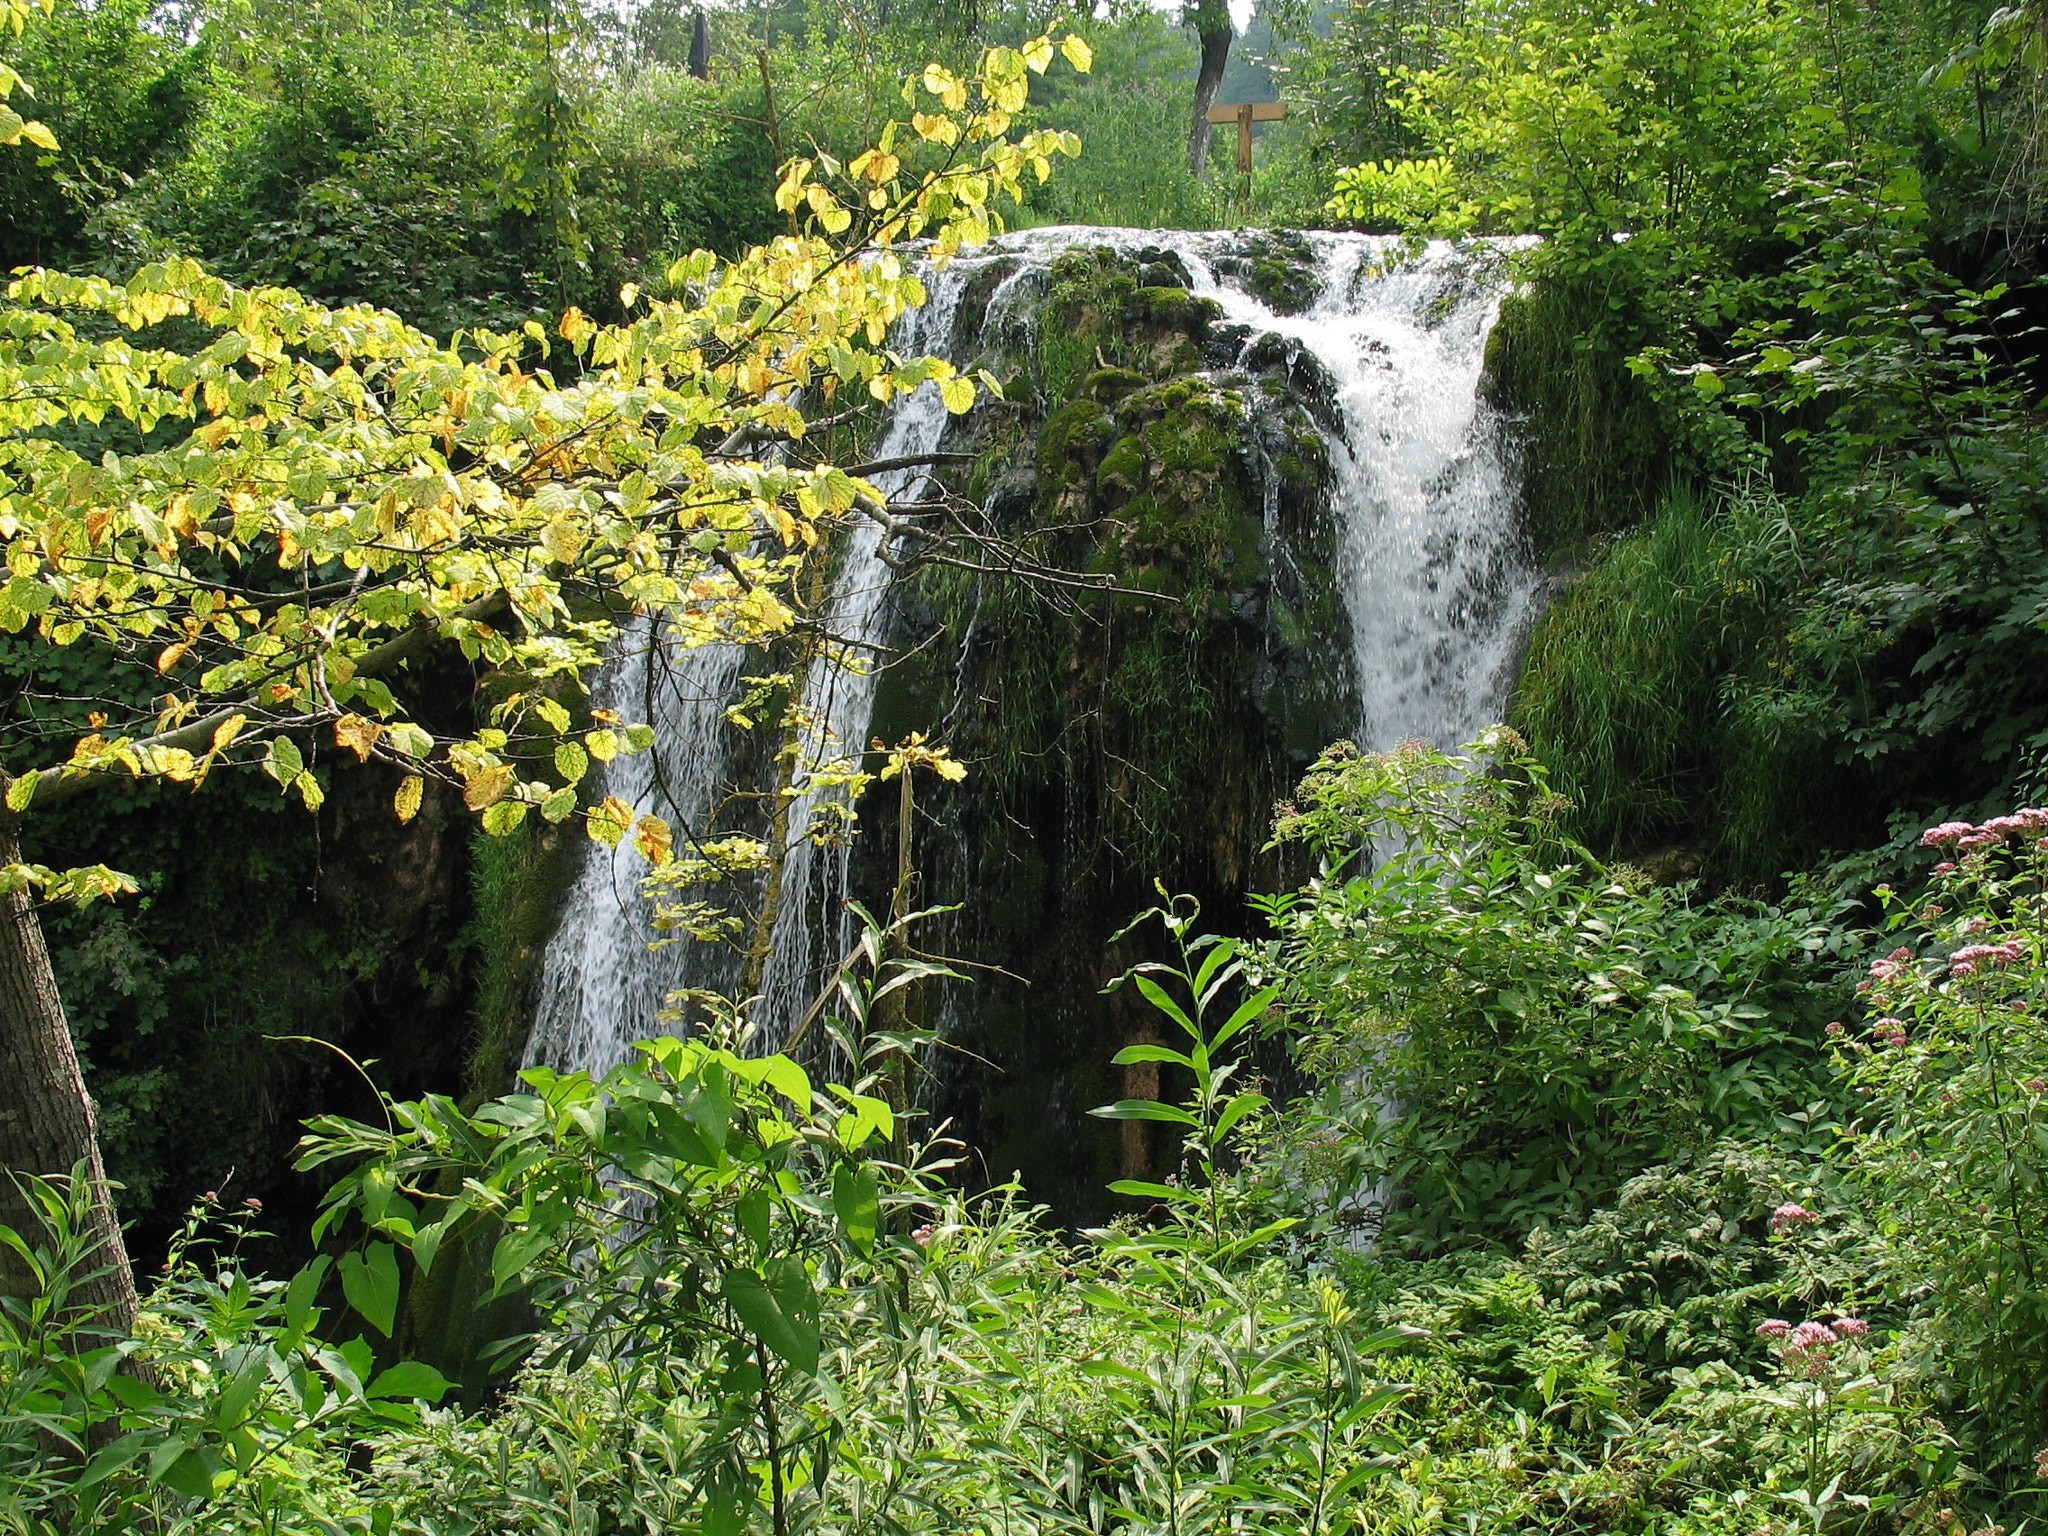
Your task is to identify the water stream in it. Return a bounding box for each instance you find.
[524,229,1538,1079]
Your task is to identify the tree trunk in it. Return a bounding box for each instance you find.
[0,819,139,1328]
[1187,0,1234,176]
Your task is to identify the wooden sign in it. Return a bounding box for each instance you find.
[1205,100,1288,174]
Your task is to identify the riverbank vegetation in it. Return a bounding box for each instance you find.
[5,0,2048,1527]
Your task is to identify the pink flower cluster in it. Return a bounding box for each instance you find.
[1871,1017,1909,1047]
[1771,1201,1821,1233]
[1757,1315,1871,1376]
[1951,941,2026,978]
[1921,809,2048,852]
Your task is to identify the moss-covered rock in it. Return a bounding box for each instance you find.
[1120,286,1223,376]
[1212,230,1321,316]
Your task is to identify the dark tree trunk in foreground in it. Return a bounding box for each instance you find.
[1187,0,1234,175]
[0,819,139,1328]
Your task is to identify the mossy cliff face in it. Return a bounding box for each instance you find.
[1481,276,1670,556]
[864,244,1353,1221]
[5,638,540,1268]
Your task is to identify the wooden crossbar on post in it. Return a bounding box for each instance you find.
[1205,100,1287,175]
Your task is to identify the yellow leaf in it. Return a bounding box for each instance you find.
[939,376,975,414]
[540,518,584,565]
[155,639,191,673]
[211,713,247,751]
[462,762,515,810]
[1022,36,1054,73]
[481,799,527,837]
[1060,34,1093,72]
[394,775,424,823]
[19,119,56,151]
[334,713,383,763]
[588,795,634,847]
[632,813,674,866]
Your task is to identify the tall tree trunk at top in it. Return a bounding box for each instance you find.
[1187,0,1234,175]
[0,818,138,1327]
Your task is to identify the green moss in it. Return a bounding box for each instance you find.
[462,818,579,1102]
[1037,398,1115,515]
[1483,279,1670,555]
[1213,231,1320,316]
[1081,366,1146,404]
[1509,485,1818,881]
[1036,246,1139,406]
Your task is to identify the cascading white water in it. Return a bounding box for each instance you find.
[522,267,980,1073]
[980,226,1539,752]
[752,275,978,1034]
[525,229,1538,1078]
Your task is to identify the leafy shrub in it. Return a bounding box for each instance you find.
[0,1172,448,1532]
[1835,809,2048,1476]
[1252,732,1851,1253]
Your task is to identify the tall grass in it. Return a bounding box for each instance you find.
[1511,483,1816,877]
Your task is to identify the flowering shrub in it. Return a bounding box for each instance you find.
[1835,810,2048,1476]
[1652,1303,1956,1532]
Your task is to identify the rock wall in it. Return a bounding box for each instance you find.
[858,241,1358,1219]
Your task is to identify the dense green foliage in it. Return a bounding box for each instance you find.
[13,752,2048,1528]
[8,0,2048,1527]
[1315,0,2048,876]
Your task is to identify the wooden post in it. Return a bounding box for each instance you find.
[1204,99,1287,177]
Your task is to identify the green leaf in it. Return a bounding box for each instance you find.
[212,1349,268,1431]
[77,1431,150,1488]
[340,1241,401,1336]
[368,1361,453,1402]
[158,1447,218,1500]
[284,1254,330,1336]
[1132,973,1200,1038]
[738,1188,772,1254]
[1088,1099,1198,1125]
[489,1223,554,1291]
[1213,1091,1269,1142]
[831,1163,880,1253]
[1210,985,1278,1050]
[1110,1043,1193,1068]
[756,1055,811,1108]
[263,735,304,786]
[1107,1179,1183,1200]
[4,774,35,812]
[721,1266,820,1374]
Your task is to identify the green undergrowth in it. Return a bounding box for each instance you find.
[459,817,580,1103]
[19,743,2048,1528]
[1482,277,1672,556]
[1511,485,1822,875]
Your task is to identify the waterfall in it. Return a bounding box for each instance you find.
[522,265,980,1074]
[975,226,1538,752]
[524,229,1538,1080]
